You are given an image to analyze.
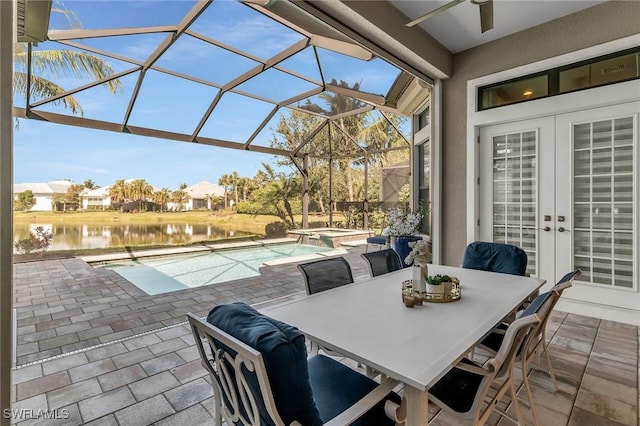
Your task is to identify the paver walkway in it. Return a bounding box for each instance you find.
[10,245,639,425]
[14,244,366,365]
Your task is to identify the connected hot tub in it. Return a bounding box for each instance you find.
[287,228,373,248]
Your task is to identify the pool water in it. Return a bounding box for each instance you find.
[102,243,331,295]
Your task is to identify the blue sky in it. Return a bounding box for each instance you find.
[14,0,403,190]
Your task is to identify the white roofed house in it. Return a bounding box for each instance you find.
[81,178,156,212]
[13,179,76,211]
[182,181,225,211]
[81,185,111,211]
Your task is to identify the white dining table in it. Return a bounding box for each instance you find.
[263,264,546,426]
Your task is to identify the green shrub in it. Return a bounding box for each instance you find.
[265,221,287,238]
[14,226,53,257]
[236,201,277,216]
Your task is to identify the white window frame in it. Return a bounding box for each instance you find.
[413,81,442,264]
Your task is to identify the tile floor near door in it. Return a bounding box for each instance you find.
[10,246,640,425]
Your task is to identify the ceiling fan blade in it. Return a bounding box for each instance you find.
[406,0,465,27]
[478,0,494,33]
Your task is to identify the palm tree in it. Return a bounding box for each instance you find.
[153,188,172,212]
[83,179,97,190]
[205,193,222,210]
[108,180,129,210]
[237,176,253,201]
[129,179,153,212]
[231,171,240,207]
[254,164,301,228]
[13,4,123,115]
[171,189,190,212]
[218,174,231,209]
[358,112,408,163]
[318,80,369,202]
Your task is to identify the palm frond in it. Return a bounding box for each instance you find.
[16,49,123,94]
[14,71,84,115]
[51,1,82,28]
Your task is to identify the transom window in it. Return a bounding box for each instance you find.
[478,47,640,111]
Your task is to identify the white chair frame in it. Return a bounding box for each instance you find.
[477,272,579,426]
[429,314,540,426]
[187,313,404,426]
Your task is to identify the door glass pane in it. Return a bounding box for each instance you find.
[492,130,537,275]
[572,117,635,288]
[614,117,634,146]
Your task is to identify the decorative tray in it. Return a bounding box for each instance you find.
[402,279,461,303]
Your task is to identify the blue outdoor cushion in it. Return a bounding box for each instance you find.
[366,235,388,245]
[462,241,528,276]
[207,302,322,426]
[481,290,553,353]
[308,354,400,425]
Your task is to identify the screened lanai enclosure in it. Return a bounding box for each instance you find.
[14,0,429,231]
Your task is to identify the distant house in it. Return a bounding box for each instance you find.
[80,178,155,211]
[15,179,225,212]
[81,185,111,210]
[183,181,225,211]
[13,180,76,211]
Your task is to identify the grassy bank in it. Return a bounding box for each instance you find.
[13,210,283,235]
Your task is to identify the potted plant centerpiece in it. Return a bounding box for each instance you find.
[425,274,460,298]
[382,207,424,268]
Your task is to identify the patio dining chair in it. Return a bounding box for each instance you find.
[428,312,540,426]
[475,269,581,426]
[462,241,528,276]
[297,257,354,295]
[361,248,403,277]
[188,303,404,426]
[365,235,388,252]
[462,241,533,313]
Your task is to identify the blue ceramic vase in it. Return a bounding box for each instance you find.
[391,235,423,268]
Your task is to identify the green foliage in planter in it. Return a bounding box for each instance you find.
[426,274,452,285]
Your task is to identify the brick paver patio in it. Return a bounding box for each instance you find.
[9,244,640,425]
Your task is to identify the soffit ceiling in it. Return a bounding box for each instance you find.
[14,0,415,161]
[390,0,607,53]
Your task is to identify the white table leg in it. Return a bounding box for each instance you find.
[404,386,428,426]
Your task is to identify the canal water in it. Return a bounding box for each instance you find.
[13,223,255,251]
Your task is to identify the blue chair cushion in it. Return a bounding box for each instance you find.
[520,290,553,317]
[367,235,388,245]
[308,354,400,425]
[462,241,528,276]
[428,358,484,414]
[207,302,322,426]
[481,290,553,354]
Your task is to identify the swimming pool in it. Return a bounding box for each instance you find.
[101,243,333,295]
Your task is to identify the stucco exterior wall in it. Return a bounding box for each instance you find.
[440,1,640,265]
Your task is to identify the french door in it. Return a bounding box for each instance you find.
[480,102,639,310]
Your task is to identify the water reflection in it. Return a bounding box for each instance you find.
[13,223,254,251]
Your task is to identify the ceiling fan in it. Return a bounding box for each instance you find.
[406,0,494,33]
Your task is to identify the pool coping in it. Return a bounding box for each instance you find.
[79,237,300,264]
